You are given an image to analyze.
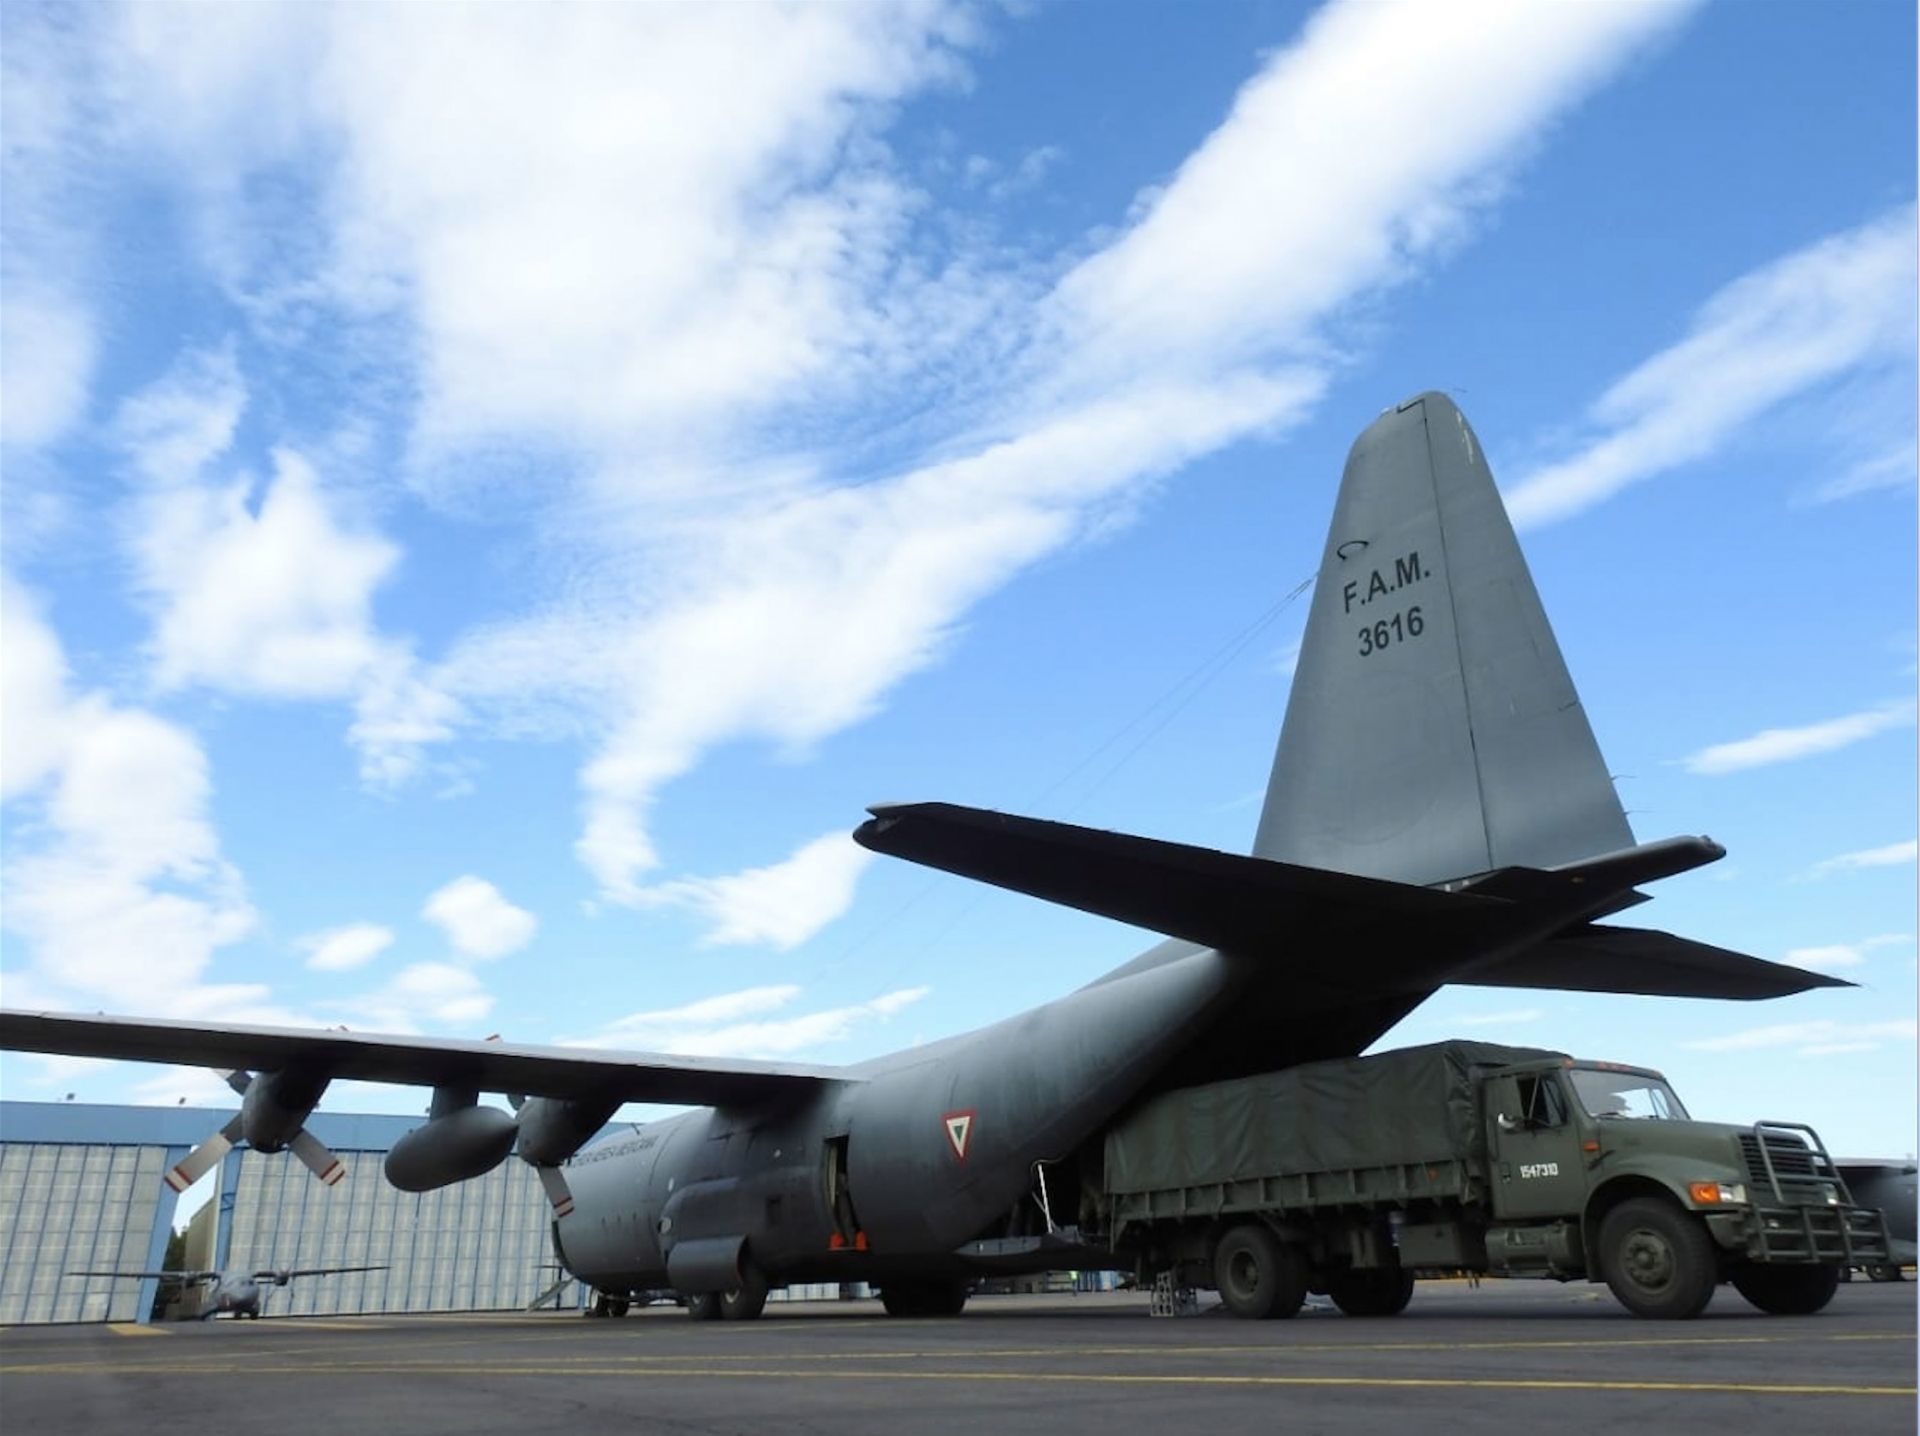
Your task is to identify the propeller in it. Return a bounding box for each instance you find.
[505,1090,577,1218]
[165,1068,347,1192]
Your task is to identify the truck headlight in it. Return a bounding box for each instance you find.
[1687,1181,1748,1205]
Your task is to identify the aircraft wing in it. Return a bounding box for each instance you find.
[266,1265,389,1280]
[853,801,1507,953]
[0,1010,850,1106]
[1457,924,1850,999]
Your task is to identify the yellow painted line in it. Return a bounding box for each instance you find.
[3,1360,1909,1396]
[105,1324,168,1338]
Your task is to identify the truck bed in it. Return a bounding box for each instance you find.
[1101,1040,1564,1231]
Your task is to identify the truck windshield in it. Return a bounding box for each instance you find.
[1568,1068,1688,1120]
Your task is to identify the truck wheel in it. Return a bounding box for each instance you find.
[1729,1263,1840,1315]
[685,1291,722,1321]
[1597,1198,1717,1319]
[1327,1266,1415,1317]
[1214,1224,1306,1320]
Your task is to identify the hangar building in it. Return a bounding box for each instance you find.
[0,1100,580,1324]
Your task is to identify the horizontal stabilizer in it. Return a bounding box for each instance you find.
[1460,924,1850,1000]
[855,802,1505,955]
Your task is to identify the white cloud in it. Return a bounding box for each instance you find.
[1804,839,1918,879]
[1687,1020,1918,1055]
[568,983,929,1060]
[594,986,803,1035]
[1049,0,1694,394]
[72,1,1695,903]
[0,574,73,799]
[1681,700,1915,775]
[0,286,95,451]
[1504,206,1918,528]
[114,347,458,786]
[340,962,493,1032]
[1456,1008,1545,1027]
[1801,441,1916,505]
[1782,934,1910,973]
[633,831,877,950]
[1,573,262,1018]
[421,876,537,961]
[299,923,396,972]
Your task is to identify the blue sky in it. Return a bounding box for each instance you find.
[3,1,1914,1163]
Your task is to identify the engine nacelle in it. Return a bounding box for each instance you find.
[385,1104,519,1192]
[240,1068,330,1153]
[516,1096,620,1167]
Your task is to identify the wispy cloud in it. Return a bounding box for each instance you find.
[633,832,875,949]
[1686,1019,1917,1055]
[1681,700,1915,775]
[1504,207,1917,529]
[1783,934,1910,973]
[1456,1008,1545,1027]
[337,962,494,1033]
[1803,839,1918,880]
[567,983,929,1060]
[298,923,395,973]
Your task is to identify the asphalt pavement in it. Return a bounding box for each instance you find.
[3,1278,1913,1435]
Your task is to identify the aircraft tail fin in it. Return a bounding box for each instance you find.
[1254,392,1633,884]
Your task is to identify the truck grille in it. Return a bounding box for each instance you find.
[1739,1132,1834,1201]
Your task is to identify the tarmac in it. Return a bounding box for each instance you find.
[2,1278,1913,1436]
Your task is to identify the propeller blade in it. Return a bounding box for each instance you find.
[535,1163,575,1219]
[289,1128,348,1186]
[216,1068,253,1097]
[166,1113,244,1193]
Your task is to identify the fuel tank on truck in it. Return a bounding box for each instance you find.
[845,943,1237,1252]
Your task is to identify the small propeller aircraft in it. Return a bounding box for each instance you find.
[7,394,1847,1321]
[67,1264,388,1319]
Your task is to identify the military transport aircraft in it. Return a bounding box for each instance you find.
[67,1264,388,1319]
[3,393,1844,1322]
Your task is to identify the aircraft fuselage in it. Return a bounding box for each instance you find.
[554,943,1238,1292]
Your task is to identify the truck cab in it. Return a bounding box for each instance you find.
[1481,1056,1889,1316]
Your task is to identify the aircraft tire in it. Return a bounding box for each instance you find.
[1213,1223,1306,1320]
[1327,1265,1415,1317]
[720,1264,769,1321]
[1597,1198,1717,1319]
[1729,1263,1840,1315]
[880,1279,968,1317]
[685,1292,722,1321]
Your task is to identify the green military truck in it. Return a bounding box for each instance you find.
[1091,1040,1889,1320]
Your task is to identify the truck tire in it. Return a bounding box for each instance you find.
[1214,1224,1306,1320]
[1327,1266,1415,1317]
[1730,1263,1840,1315]
[1597,1197,1717,1319]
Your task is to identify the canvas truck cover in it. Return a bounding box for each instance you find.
[1103,1040,1566,1194]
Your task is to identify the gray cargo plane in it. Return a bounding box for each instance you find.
[67,1264,388,1319]
[3,394,1843,1321]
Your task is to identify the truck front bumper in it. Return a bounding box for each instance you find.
[1703,1203,1891,1265]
